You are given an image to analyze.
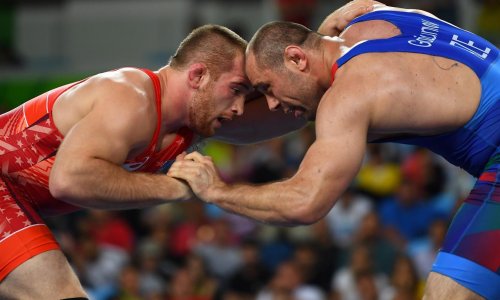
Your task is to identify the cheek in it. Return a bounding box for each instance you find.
[217,92,237,110]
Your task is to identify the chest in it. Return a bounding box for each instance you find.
[122,128,195,173]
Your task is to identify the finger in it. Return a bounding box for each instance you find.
[184,152,213,164]
[168,168,200,182]
[168,160,205,172]
[342,6,370,17]
[184,151,206,162]
[176,152,187,161]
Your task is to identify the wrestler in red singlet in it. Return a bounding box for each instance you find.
[0,69,193,280]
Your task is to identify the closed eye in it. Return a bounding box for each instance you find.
[231,87,243,95]
[231,83,252,96]
[256,83,270,95]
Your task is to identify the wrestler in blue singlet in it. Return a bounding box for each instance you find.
[337,7,500,299]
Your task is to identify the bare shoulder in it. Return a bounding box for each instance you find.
[54,68,158,136]
[329,52,481,137]
[83,68,155,109]
[315,68,375,138]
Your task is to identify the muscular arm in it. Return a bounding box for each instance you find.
[50,77,190,210]
[169,85,370,225]
[212,92,306,144]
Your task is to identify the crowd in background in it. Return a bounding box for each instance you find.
[0,0,498,299]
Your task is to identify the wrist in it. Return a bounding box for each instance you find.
[205,181,228,204]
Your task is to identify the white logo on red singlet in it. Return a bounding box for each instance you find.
[122,157,150,171]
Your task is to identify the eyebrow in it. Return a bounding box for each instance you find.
[232,81,253,92]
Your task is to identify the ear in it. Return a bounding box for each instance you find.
[284,46,307,72]
[187,63,208,89]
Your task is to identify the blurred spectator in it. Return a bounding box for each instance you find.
[87,210,136,254]
[402,148,457,218]
[379,179,440,248]
[221,239,271,299]
[193,218,242,280]
[292,242,327,291]
[282,126,315,171]
[166,254,216,300]
[325,187,373,249]
[169,202,208,258]
[111,265,142,300]
[72,236,129,299]
[353,271,382,300]
[257,260,325,300]
[356,144,402,201]
[136,241,167,299]
[307,220,342,291]
[407,218,448,280]
[186,254,218,297]
[331,244,391,300]
[353,211,399,276]
[259,227,295,272]
[385,255,421,300]
[247,139,288,183]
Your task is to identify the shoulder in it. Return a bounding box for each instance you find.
[78,69,159,143]
[315,64,377,135]
[86,68,154,102]
[320,54,409,118]
[81,68,157,119]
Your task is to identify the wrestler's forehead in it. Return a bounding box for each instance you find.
[232,53,246,75]
[217,56,251,89]
[244,53,263,83]
[226,53,248,81]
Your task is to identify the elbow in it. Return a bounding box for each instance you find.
[282,197,326,226]
[49,170,78,201]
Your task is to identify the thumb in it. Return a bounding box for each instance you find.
[176,151,187,160]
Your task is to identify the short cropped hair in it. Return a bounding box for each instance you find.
[248,21,321,71]
[169,25,247,78]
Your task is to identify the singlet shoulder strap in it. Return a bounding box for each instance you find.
[330,62,339,85]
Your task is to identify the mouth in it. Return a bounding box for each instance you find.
[293,108,305,118]
[284,107,306,119]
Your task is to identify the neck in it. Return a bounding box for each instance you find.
[155,66,190,133]
[318,37,343,88]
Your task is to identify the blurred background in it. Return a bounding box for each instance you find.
[0,0,499,299]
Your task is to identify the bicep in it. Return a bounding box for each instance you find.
[291,89,370,216]
[294,125,367,210]
[213,95,306,144]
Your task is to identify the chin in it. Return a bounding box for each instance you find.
[194,125,215,138]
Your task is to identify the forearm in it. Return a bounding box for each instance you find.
[50,158,189,210]
[209,179,322,226]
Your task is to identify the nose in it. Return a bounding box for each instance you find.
[266,96,280,111]
[231,96,245,116]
